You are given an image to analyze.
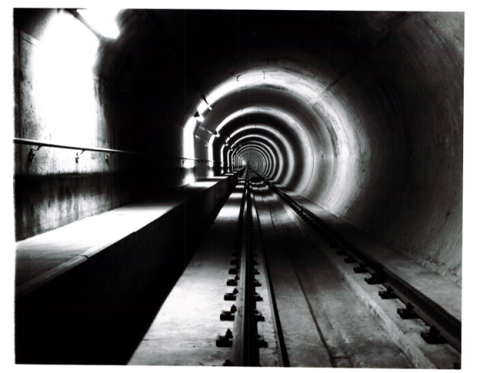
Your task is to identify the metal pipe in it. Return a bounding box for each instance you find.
[13,137,214,163]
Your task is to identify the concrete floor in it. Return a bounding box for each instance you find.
[285,187,462,322]
[15,176,461,367]
[129,184,242,365]
[130,182,280,366]
[255,184,460,368]
[128,181,460,368]
[254,185,413,368]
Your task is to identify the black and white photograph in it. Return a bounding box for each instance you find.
[4,0,479,371]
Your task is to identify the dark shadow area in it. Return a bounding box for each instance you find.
[15,184,232,365]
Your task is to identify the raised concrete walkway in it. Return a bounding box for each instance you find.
[16,176,234,298]
[15,175,237,364]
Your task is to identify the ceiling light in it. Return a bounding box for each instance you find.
[194,111,204,122]
[76,8,121,39]
[198,92,213,111]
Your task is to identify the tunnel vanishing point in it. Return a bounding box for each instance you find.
[13,9,464,368]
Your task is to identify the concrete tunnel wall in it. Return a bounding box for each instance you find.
[14,10,463,283]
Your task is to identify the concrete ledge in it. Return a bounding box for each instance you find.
[16,176,234,297]
[15,175,237,364]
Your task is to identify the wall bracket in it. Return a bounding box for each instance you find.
[28,146,42,162]
[75,149,86,163]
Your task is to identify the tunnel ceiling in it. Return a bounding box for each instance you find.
[104,9,463,281]
[15,8,463,281]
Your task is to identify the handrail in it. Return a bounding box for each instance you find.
[14,137,143,155]
[13,138,214,163]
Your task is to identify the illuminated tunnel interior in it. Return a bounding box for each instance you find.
[13,8,464,366]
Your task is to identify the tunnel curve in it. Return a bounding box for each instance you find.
[178,12,463,281]
[14,9,463,284]
[229,132,288,181]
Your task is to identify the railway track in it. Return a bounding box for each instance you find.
[216,173,283,366]
[212,168,460,368]
[130,167,461,368]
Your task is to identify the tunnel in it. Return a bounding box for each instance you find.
[13,8,465,368]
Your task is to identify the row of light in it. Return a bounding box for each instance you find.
[194,96,220,137]
[226,142,243,149]
[224,135,243,150]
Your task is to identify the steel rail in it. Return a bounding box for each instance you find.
[261,177,461,353]
[231,180,259,365]
[249,180,290,367]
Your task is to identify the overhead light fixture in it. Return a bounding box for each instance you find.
[76,8,121,39]
[199,92,213,110]
[198,126,217,136]
[194,111,204,122]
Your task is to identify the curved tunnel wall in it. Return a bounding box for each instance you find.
[14,10,463,283]
[195,12,463,282]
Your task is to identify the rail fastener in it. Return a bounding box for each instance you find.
[224,288,239,301]
[216,329,233,347]
[397,303,420,320]
[421,326,447,344]
[364,273,386,285]
[379,286,398,299]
